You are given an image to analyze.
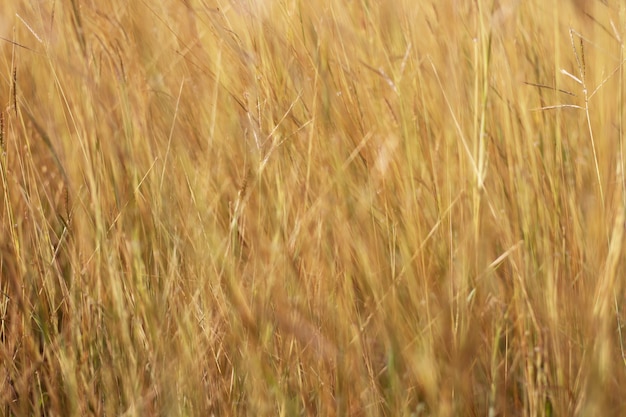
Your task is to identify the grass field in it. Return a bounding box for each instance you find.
[1,0,626,415]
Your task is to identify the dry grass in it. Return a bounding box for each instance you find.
[1,0,626,415]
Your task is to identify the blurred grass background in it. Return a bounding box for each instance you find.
[1,0,626,415]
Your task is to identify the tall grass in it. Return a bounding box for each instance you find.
[1,0,625,415]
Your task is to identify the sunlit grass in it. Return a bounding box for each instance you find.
[1,0,626,415]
